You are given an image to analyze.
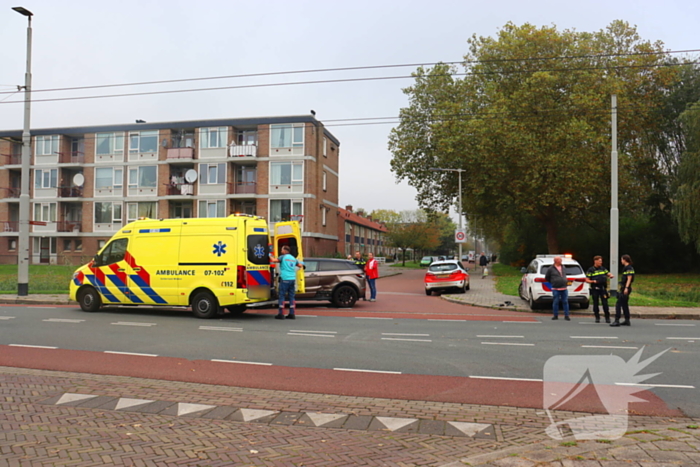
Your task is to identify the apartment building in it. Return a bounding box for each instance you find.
[337,206,389,258]
[0,115,340,265]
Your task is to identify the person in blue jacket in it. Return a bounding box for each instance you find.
[271,245,304,320]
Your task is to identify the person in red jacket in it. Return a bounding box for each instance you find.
[365,252,379,302]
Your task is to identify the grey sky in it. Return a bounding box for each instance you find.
[1,0,697,217]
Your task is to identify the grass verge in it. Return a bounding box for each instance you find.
[0,265,74,294]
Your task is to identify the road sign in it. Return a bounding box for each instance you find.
[29,220,47,226]
[455,229,467,243]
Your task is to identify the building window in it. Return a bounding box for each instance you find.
[127,202,157,223]
[322,171,327,191]
[95,167,123,189]
[34,169,58,189]
[270,124,304,149]
[8,239,17,251]
[129,130,159,154]
[94,202,122,224]
[75,239,82,251]
[33,202,57,222]
[237,130,257,145]
[322,207,327,226]
[128,166,157,188]
[98,240,106,250]
[198,200,225,218]
[63,239,72,251]
[96,133,124,155]
[200,127,227,149]
[323,137,327,157]
[270,199,302,222]
[198,163,226,185]
[270,162,303,187]
[35,135,59,156]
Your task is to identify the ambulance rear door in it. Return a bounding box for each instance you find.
[245,221,272,300]
[273,221,305,293]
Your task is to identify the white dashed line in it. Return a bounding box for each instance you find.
[355,317,392,320]
[290,330,337,334]
[287,332,336,338]
[615,382,695,389]
[666,337,700,340]
[381,333,430,337]
[477,335,524,338]
[502,321,541,324]
[43,318,85,323]
[104,351,158,357]
[481,342,534,346]
[199,326,243,332]
[470,375,542,382]
[333,368,401,374]
[0,317,16,320]
[211,359,272,366]
[9,344,58,349]
[111,322,157,327]
[27,306,56,309]
[581,345,639,349]
[570,336,618,339]
[381,337,432,342]
[655,323,696,326]
[428,319,466,322]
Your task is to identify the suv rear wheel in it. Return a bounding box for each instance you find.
[332,285,358,308]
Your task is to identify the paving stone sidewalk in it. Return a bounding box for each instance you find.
[1,367,699,466]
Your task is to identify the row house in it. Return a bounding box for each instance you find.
[337,206,390,258]
[0,115,340,265]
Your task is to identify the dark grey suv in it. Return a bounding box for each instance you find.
[297,258,367,307]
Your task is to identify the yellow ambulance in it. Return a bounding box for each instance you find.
[69,215,304,318]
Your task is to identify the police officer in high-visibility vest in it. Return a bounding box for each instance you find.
[353,250,366,271]
[611,254,635,327]
[585,255,614,323]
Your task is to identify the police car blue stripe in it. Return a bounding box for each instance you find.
[130,275,168,304]
[106,275,144,304]
[138,228,171,233]
[247,270,270,286]
[84,274,120,303]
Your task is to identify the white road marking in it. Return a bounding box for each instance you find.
[581,345,639,350]
[290,330,337,334]
[470,375,543,382]
[9,344,58,349]
[111,321,156,327]
[666,337,700,340]
[355,317,392,320]
[428,319,467,322]
[381,333,430,336]
[570,336,619,339]
[502,321,541,324]
[43,318,85,323]
[381,337,432,342]
[656,323,696,326]
[211,359,272,366]
[104,351,158,357]
[0,317,16,320]
[477,335,524,338]
[615,382,695,389]
[287,332,335,338]
[199,326,243,332]
[333,368,401,374]
[481,342,534,346]
[27,306,57,309]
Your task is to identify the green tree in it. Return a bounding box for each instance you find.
[389,21,678,254]
[383,210,440,265]
[673,101,700,253]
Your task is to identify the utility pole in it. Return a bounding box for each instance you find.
[13,6,33,296]
[610,94,619,296]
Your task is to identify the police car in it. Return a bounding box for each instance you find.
[518,255,590,311]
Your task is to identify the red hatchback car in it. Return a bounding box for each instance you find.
[424,260,470,295]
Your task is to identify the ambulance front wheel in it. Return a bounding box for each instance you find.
[78,286,102,313]
[192,291,220,319]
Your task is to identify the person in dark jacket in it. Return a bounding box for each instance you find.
[611,254,635,327]
[479,253,488,271]
[353,251,366,271]
[585,255,614,323]
[544,256,570,321]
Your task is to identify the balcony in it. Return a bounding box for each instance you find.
[228,181,257,195]
[2,221,18,232]
[57,221,82,233]
[229,144,257,158]
[167,147,195,161]
[164,182,195,196]
[58,186,84,198]
[0,187,20,198]
[58,151,85,164]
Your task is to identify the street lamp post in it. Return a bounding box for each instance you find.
[429,167,465,261]
[13,6,33,296]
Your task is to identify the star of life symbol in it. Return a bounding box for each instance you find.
[544,347,668,440]
[212,241,227,257]
[253,243,266,259]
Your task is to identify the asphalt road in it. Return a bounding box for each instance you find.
[1,303,698,417]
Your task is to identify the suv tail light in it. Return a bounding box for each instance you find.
[236,265,247,289]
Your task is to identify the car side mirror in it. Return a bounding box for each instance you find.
[520,267,527,273]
